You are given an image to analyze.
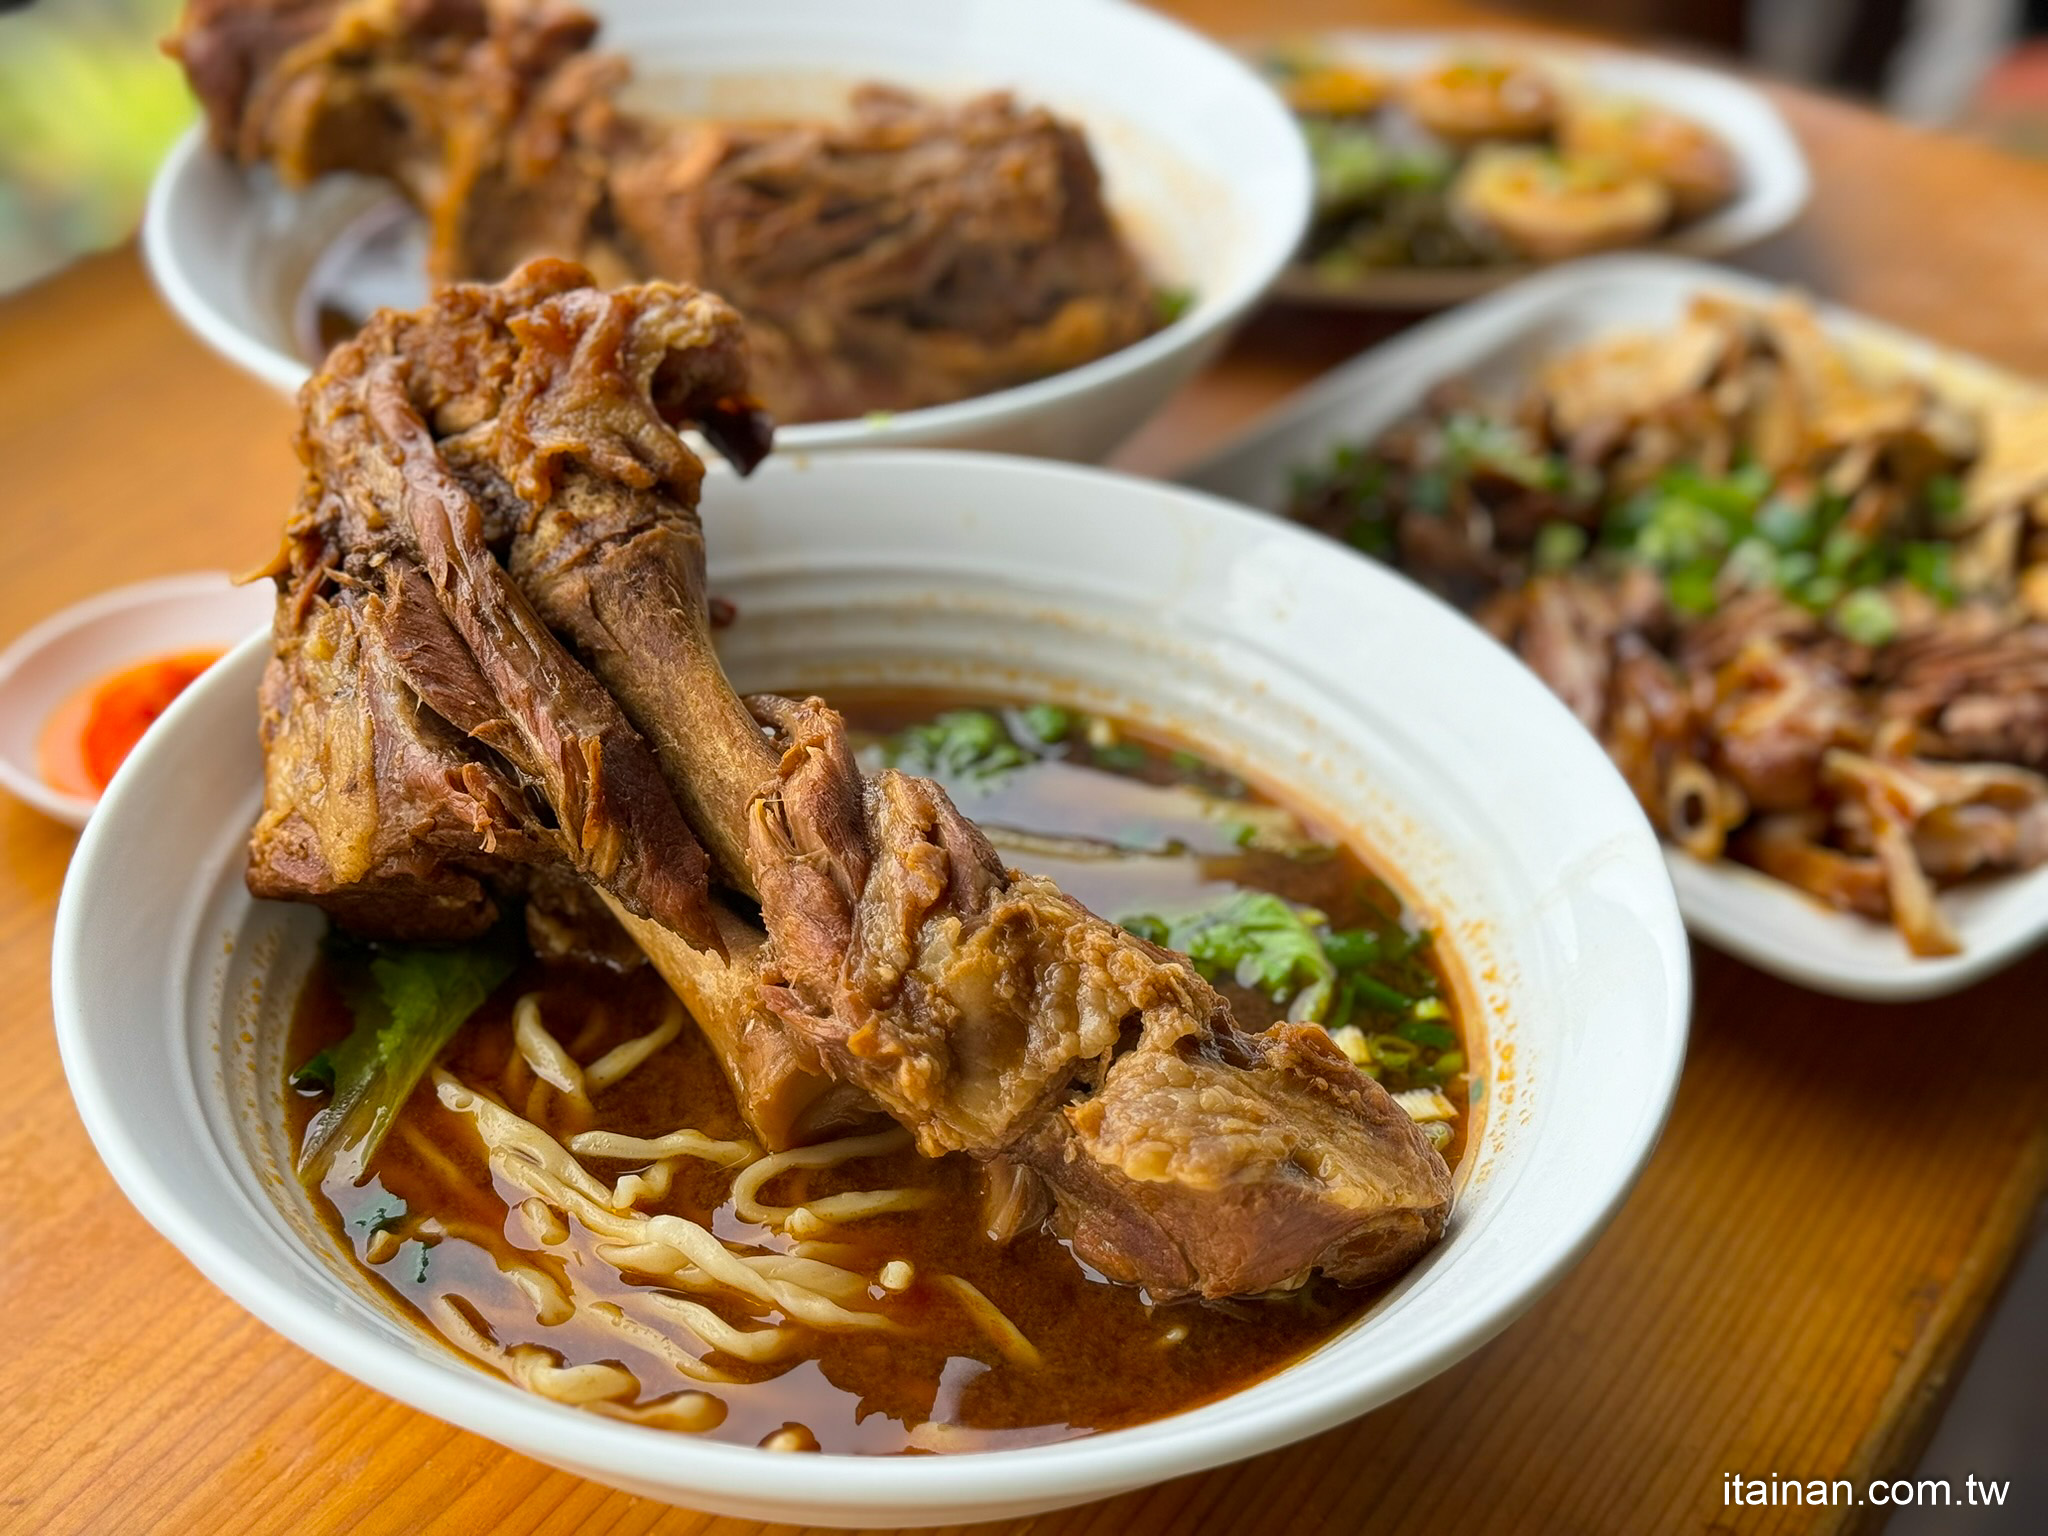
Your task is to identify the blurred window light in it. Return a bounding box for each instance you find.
[0,0,194,293]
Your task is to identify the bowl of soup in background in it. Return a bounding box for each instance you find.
[54,452,1689,1525]
[143,0,1310,464]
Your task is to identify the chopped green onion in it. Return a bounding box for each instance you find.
[890,710,1031,787]
[1833,587,1899,647]
[289,1051,336,1095]
[1533,521,1588,572]
[1755,495,1816,550]
[1322,929,1384,969]
[1369,1033,1419,1070]
[1397,1018,1456,1050]
[1121,913,1171,947]
[1093,742,1149,774]
[1819,525,1869,577]
[1902,541,1958,606]
[1924,473,1965,528]
[1722,536,1780,592]
[1797,573,1845,611]
[1345,972,1416,1016]
[1019,704,1073,744]
[1665,561,1719,616]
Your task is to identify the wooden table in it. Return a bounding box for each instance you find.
[7,7,2048,1532]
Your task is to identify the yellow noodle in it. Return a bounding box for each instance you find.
[935,1275,1042,1369]
[417,1214,513,1259]
[787,1187,935,1235]
[610,1160,676,1209]
[429,1293,501,1362]
[640,1292,793,1362]
[740,1254,873,1303]
[566,1004,609,1059]
[500,1048,531,1103]
[788,1240,873,1269]
[506,1263,575,1327]
[513,994,588,1099]
[730,1128,912,1227]
[589,1392,726,1434]
[583,997,684,1091]
[505,1346,637,1405]
[582,1301,739,1384]
[439,1072,619,1211]
[442,1071,894,1332]
[567,1128,757,1167]
[514,1197,568,1247]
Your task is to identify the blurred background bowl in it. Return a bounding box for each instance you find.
[142,0,1311,462]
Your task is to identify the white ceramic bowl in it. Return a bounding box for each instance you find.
[1253,29,1809,310]
[0,573,276,827]
[1185,253,2048,1000]
[54,453,1688,1525]
[143,0,1310,463]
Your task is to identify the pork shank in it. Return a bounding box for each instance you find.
[246,259,1453,1300]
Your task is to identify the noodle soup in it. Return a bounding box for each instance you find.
[285,696,1472,1453]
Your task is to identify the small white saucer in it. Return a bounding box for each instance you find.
[0,573,274,827]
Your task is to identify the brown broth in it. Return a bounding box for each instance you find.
[285,693,1469,1453]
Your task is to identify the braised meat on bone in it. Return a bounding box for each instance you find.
[168,0,1159,424]
[246,260,1452,1300]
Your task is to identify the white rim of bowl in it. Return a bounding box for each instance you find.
[54,453,1689,1512]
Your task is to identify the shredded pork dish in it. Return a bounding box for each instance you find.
[1288,294,2048,955]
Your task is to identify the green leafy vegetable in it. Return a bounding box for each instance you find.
[1303,119,1389,211]
[1832,587,1900,647]
[294,931,516,1181]
[1122,891,1456,1088]
[1665,561,1720,617]
[288,1051,335,1095]
[1154,285,1196,326]
[1091,741,1150,775]
[888,710,1032,788]
[1155,893,1339,1022]
[1924,472,1966,528]
[1121,913,1171,947]
[1903,541,1958,606]
[1019,704,1073,744]
[1533,521,1588,572]
[1440,412,1582,494]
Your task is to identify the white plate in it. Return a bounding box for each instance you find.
[54,451,1688,1524]
[1183,253,2048,1000]
[0,573,276,827]
[1253,30,1809,310]
[143,0,1309,463]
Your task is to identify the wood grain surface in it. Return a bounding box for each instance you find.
[8,6,2048,1532]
